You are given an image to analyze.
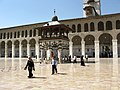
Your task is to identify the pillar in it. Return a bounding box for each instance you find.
[47,49,51,60]
[112,39,118,58]
[95,40,99,58]
[69,41,73,58]
[58,49,62,64]
[81,39,85,56]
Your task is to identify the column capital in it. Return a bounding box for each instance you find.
[112,39,117,42]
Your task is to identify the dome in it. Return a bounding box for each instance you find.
[87,0,95,4]
[52,15,58,21]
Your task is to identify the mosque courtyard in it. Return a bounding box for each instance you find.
[0,58,119,90]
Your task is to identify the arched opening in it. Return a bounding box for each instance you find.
[99,33,112,58]
[116,20,120,29]
[117,33,120,57]
[77,24,81,32]
[106,21,112,30]
[14,40,19,57]
[85,35,95,57]
[72,24,76,33]
[98,21,104,31]
[21,40,27,57]
[90,22,95,31]
[84,23,88,32]
[29,39,36,57]
[72,36,81,57]
[1,41,5,57]
[7,41,12,57]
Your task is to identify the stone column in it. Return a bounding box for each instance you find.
[12,42,15,58]
[112,39,118,58]
[58,49,62,64]
[95,40,99,58]
[19,40,22,58]
[47,49,51,60]
[5,41,7,58]
[27,42,30,57]
[35,41,39,61]
[81,39,85,56]
[69,41,73,58]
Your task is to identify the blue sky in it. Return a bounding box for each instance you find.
[0,0,119,28]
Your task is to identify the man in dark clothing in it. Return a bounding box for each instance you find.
[81,55,85,66]
[24,56,35,78]
[51,57,57,75]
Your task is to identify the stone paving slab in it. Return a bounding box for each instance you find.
[0,58,119,90]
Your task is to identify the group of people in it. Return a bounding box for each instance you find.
[24,55,88,78]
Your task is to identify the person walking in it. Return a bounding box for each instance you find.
[24,56,35,78]
[81,55,85,66]
[51,57,57,75]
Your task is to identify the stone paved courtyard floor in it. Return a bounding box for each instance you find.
[0,58,120,90]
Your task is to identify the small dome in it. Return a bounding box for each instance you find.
[52,16,58,21]
[87,0,95,4]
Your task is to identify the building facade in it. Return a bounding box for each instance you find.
[0,0,120,61]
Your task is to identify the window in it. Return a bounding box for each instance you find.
[22,31,24,37]
[7,33,9,39]
[25,30,27,37]
[116,20,120,29]
[30,30,32,37]
[84,23,88,32]
[4,33,6,39]
[33,29,36,36]
[77,24,81,32]
[106,21,112,30]
[17,31,20,38]
[98,21,104,31]
[72,24,76,33]
[90,22,95,31]
[10,32,12,39]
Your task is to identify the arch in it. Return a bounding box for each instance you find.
[117,33,120,57]
[7,33,9,39]
[1,41,5,57]
[22,31,24,37]
[72,36,82,57]
[30,30,32,37]
[7,40,12,57]
[29,38,36,57]
[25,30,27,37]
[106,21,112,30]
[77,24,81,32]
[72,24,76,33]
[3,33,6,39]
[90,22,95,31]
[85,35,95,57]
[99,33,113,58]
[116,20,120,29]
[14,40,19,57]
[84,23,88,32]
[33,29,36,37]
[10,32,12,39]
[17,31,20,38]
[98,21,104,31]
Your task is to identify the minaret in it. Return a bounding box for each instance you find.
[83,0,101,17]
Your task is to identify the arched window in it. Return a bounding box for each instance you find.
[22,31,24,37]
[7,33,9,39]
[77,24,81,32]
[72,24,76,33]
[14,32,16,38]
[0,33,2,39]
[106,21,112,30]
[10,32,12,39]
[25,30,27,37]
[30,30,32,37]
[84,23,88,32]
[98,21,104,31]
[90,22,95,31]
[116,20,120,29]
[33,29,36,36]
[17,31,20,38]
